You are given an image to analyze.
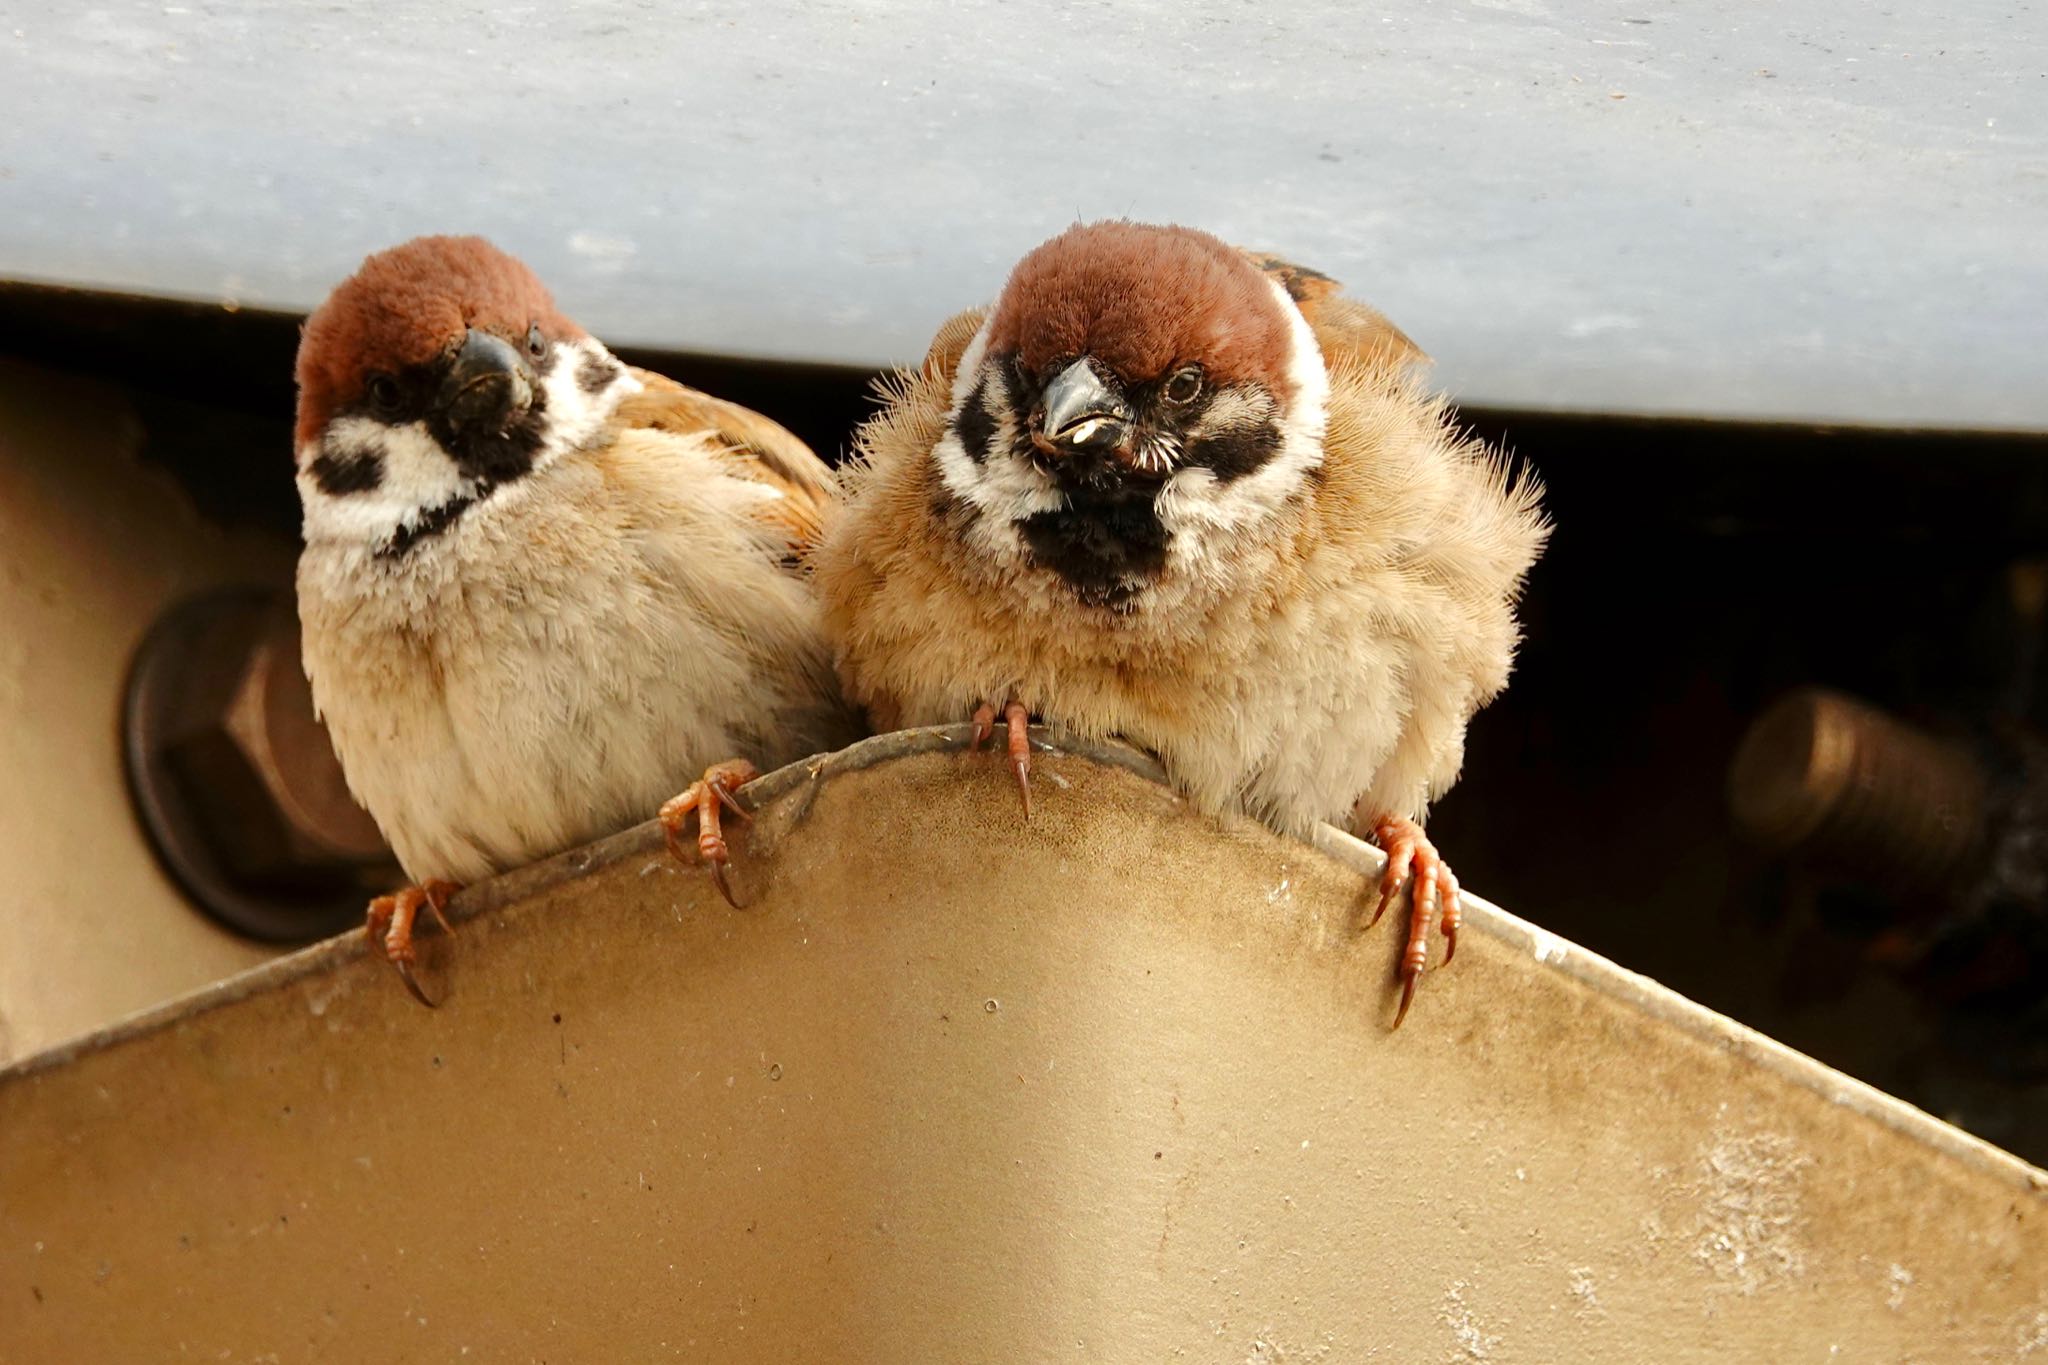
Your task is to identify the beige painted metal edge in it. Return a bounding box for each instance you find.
[9,724,2045,1199]
[0,727,1156,1083]
[1304,821,2048,1197]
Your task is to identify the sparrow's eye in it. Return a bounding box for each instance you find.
[366,372,403,416]
[525,324,547,360]
[1162,366,1204,405]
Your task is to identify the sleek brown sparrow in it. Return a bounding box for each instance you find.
[813,221,1548,1025]
[294,235,859,1004]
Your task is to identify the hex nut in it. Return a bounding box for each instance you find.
[170,610,386,883]
[127,590,398,941]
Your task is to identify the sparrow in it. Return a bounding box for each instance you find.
[293,235,860,1004]
[812,221,1548,1026]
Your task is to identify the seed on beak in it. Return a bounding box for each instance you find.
[1038,359,1135,453]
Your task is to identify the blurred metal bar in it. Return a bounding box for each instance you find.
[1729,687,1987,888]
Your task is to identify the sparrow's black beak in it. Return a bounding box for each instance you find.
[1038,359,1133,452]
[438,329,534,436]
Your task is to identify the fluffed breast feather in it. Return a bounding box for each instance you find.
[814,273,1548,839]
[1313,358,1549,828]
[301,375,855,885]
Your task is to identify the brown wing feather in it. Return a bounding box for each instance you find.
[612,367,838,551]
[1238,249,1428,375]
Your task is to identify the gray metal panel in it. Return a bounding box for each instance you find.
[2,2,2044,428]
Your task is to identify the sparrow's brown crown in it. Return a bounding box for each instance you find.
[294,235,583,447]
[986,221,1296,401]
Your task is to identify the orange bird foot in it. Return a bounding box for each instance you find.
[365,879,461,1008]
[1366,813,1462,1030]
[659,758,761,908]
[969,699,1033,819]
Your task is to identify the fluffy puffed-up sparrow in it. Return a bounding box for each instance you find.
[812,221,1548,1025]
[294,235,859,1004]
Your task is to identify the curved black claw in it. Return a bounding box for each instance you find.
[392,959,438,1010]
[422,882,458,936]
[1368,874,1408,930]
[659,761,759,911]
[710,858,741,910]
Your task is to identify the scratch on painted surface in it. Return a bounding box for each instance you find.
[1440,1279,1500,1359]
[1687,1131,1814,1294]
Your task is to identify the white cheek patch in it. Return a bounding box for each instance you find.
[946,318,994,412]
[928,283,1330,598]
[295,337,641,552]
[1191,387,1276,437]
[1154,279,1330,567]
[535,336,642,464]
[931,318,1063,566]
[297,417,476,548]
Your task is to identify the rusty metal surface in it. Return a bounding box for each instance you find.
[4,729,2044,1361]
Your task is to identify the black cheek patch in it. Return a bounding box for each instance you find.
[1020,495,1171,611]
[1001,361,1039,460]
[955,374,996,464]
[1186,419,1284,483]
[308,438,385,496]
[576,351,622,395]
